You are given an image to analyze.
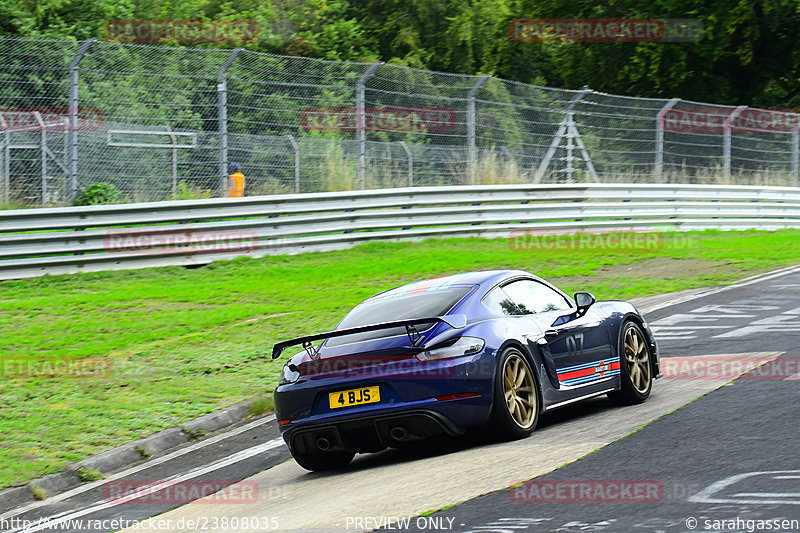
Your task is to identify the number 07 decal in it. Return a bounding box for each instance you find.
[566,332,584,358]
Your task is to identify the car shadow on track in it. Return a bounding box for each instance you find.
[301,393,636,478]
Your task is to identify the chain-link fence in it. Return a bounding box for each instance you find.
[1,36,798,206]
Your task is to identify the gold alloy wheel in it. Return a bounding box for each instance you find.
[502,353,537,429]
[624,326,651,394]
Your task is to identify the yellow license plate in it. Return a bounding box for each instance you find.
[329,386,380,409]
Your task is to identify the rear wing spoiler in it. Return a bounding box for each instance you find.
[271,314,468,360]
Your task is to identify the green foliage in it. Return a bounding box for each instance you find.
[2,0,800,106]
[73,182,122,206]
[135,445,152,459]
[75,467,104,482]
[247,395,274,418]
[171,180,212,201]
[182,427,206,440]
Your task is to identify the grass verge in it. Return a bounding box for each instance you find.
[0,229,798,487]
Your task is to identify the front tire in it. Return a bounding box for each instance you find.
[608,321,653,405]
[291,449,354,472]
[487,347,539,440]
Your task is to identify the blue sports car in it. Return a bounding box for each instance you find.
[272,270,659,471]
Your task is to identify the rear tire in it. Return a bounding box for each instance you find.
[608,321,653,405]
[487,347,539,440]
[291,449,354,472]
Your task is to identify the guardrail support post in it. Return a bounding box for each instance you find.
[34,112,47,205]
[397,141,413,187]
[286,134,300,193]
[655,98,680,183]
[723,105,747,181]
[67,38,94,202]
[355,62,383,190]
[217,48,243,197]
[467,75,491,183]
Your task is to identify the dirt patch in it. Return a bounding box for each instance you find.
[554,258,734,286]
[99,301,222,313]
[597,258,731,279]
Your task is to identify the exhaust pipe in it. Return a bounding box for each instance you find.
[316,436,331,451]
[389,426,409,441]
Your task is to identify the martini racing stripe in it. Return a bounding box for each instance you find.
[558,358,620,386]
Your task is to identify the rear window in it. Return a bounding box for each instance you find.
[326,285,472,347]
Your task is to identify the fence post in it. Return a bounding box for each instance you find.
[655,98,680,183]
[217,48,243,197]
[165,125,178,197]
[467,75,491,183]
[67,38,94,201]
[397,141,413,187]
[63,119,69,196]
[0,115,7,205]
[286,134,300,193]
[565,114,575,182]
[792,117,799,186]
[723,105,747,181]
[356,62,383,190]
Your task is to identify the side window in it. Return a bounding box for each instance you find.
[482,287,523,316]
[502,279,571,314]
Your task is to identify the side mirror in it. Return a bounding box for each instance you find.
[574,292,596,314]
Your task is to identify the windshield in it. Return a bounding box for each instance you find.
[326,285,473,347]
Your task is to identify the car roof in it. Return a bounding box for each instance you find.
[371,270,535,300]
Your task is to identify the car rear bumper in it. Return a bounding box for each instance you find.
[284,409,464,454]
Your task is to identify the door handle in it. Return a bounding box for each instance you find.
[544,329,559,339]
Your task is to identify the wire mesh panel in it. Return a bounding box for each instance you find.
[574,92,669,182]
[365,64,479,147]
[0,36,798,207]
[476,79,582,183]
[76,42,228,198]
[0,38,79,204]
[227,51,372,137]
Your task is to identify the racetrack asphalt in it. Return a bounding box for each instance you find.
[391,267,800,533]
[400,351,800,533]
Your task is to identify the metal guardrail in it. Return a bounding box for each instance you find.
[2,183,800,280]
